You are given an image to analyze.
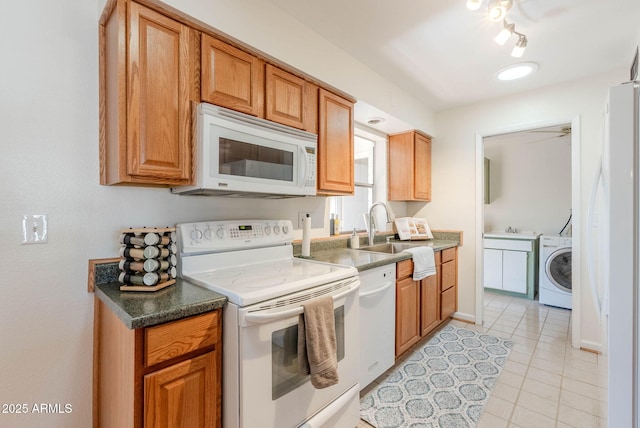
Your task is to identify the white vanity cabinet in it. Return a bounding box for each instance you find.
[483,234,539,299]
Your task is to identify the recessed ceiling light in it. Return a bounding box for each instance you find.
[367,117,385,125]
[496,62,538,81]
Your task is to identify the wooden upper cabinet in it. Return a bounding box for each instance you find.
[201,34,264,117]
[100,0,196,186]
[304,82,319,134]
[317,89,354,195]
[413,133,432,199]
[265,64,306,129]
[388,130,432,201]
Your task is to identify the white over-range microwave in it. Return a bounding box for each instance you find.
[172,103,317,198]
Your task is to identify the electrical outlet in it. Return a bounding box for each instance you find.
[22,214,48,244]
[298,212,311,229]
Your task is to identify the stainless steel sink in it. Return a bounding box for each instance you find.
[357,242,427,254]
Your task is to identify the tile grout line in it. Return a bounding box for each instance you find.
[504,300,530,426]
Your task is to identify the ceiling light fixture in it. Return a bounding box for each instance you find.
[466,0,482,11]
[465,0,529,59]
[494,20,515,45]
[511,34,528,57]
[367,117,385,125]
[488,0,513,21]
[496,62,538,81]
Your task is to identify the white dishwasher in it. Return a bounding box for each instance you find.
[359,264,396,389]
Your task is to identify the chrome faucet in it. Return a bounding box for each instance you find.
[368,202,392,246]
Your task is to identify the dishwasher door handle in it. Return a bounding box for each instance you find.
[359,280,394,298]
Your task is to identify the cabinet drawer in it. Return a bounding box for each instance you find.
[441,285,456,320]
[145,311,220,367]
[441,260,456,292]
[396,259,414,279]
[441,247,456,263]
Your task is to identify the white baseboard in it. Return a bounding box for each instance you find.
[452,312,476,324]
[580,339,603,354]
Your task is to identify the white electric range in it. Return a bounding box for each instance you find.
[176,220,361,428]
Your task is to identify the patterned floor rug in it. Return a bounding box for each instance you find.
[360,324,513,428]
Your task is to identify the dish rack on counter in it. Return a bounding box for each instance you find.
[117,227,177,292]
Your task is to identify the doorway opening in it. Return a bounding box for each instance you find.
[475,117,581,349]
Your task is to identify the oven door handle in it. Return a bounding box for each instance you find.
[243,282,359,324]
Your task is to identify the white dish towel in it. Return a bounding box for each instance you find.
[403,247,436,281]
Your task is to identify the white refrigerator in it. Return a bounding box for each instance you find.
[595,81,639,427]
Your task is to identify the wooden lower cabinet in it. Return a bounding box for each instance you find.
[94,297,222,428]
[144,352,217,428]
[395,247,458,358]
[439,247,458,320]
[395,275,421,356]
[441,287,457,321]
[421,274,440,336]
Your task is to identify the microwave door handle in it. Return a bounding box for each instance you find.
[243,280,360,324]
[298,146,306,188]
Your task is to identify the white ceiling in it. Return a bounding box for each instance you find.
[266,0,640,119]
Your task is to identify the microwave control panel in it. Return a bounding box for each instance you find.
[305,146,316,188]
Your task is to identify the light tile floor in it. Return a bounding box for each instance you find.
[358,290,608,428]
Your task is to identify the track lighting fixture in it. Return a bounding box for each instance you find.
[511,34,527,57]
[488,0,513,21]
[466,0,482,11]
[494,20,515,46]
[466,0,529,59]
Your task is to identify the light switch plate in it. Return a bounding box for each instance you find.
[22,214,48,244]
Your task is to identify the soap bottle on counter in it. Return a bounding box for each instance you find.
[329,214,335,235]
[334,215,340,235]
[350,229,360,249]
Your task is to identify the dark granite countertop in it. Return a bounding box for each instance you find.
[306,239,459,272]
[91,230,460,328]
[94,279,227,329]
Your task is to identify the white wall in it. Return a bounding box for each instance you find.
[0,0,432,426]
[414,69,625,350]
[483,135,571,235]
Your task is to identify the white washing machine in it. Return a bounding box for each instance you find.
[539,235,572,309]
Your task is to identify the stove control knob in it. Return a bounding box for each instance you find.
[204,228,213,240]
[264,225,271,235]
[216,227,225,239]
[273,225,281,235]
[282,225,289,235]
[191,227,203,241]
